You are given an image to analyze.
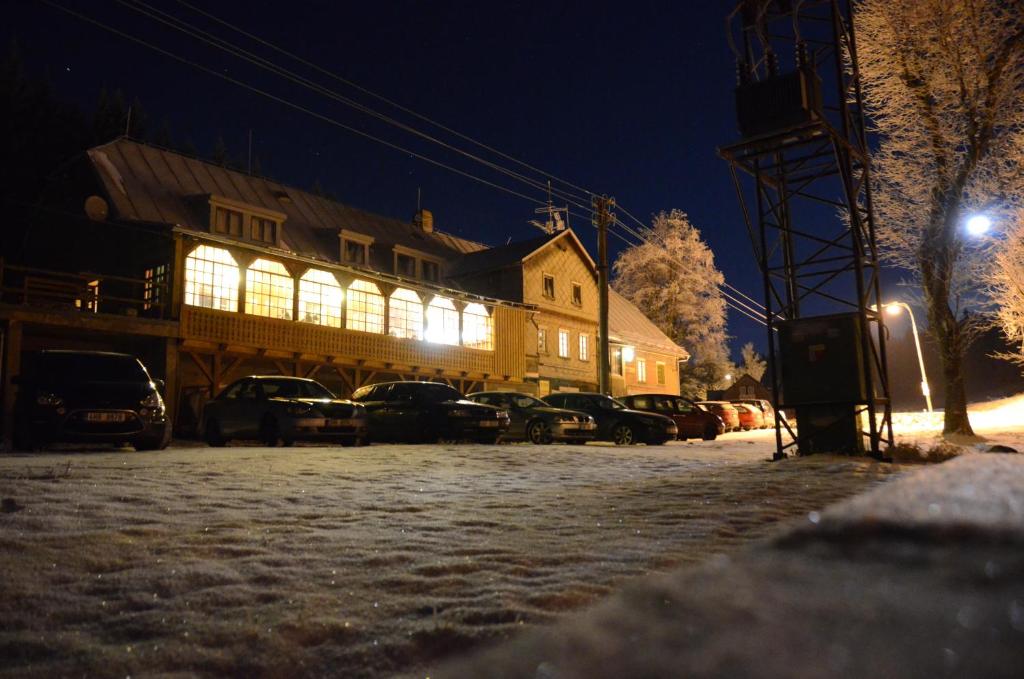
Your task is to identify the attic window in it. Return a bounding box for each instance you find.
[213,207,244,237]
[571,282,582,306]
[250,216,277,245]
[343,239,367,265]
[208,197,285,246]
[421,260,439,282]
[543,274,555,299]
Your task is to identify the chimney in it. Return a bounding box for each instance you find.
[415,209,434,233]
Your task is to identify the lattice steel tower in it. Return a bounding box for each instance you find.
[718,0,893,458]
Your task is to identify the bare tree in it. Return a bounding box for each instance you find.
[612,210,731,398]
[855,0,1024,435]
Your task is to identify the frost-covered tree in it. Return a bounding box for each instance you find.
[989,211,1024,371]
[740,342,767,381]
[855,0,1024,435]
[612,209,730,398]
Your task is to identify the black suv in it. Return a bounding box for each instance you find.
[14,350,171,451]
[542,392,678,445]
[351,381,509,443]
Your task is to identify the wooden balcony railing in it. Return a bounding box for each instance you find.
[0,259,169,319]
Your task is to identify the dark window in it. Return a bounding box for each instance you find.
[396,253,417,277]
[260,378,335,399]
[213,207,244,237]
[250,216,277,244]
[219,381,246,400]
[239,380,260,400]
[542,274,555,299]
[572,282,582,306]
[675,399,694,413]
[632,396,650,409]
[421,260,439,282]
[344,240,367,265]
[144,264,167,311]
[413,383,463,403]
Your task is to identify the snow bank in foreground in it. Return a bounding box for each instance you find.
[0,437,896,678]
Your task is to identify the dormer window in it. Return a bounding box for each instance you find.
[396,253,417,277]
[340,229,374,268]
[392,245,442,282]
[421,260,439,282]
[207,196,284,246]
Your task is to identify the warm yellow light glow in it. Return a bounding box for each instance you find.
[426,296,459,345]
[184,245,239,311]
[462,303,493,350]
[622,345,636,363]
[637,357,647,383]
[885,303,903,317]
[389,288,423,340]
[346,279,384,333]
[246,258,294,320]
[298,269,342,327]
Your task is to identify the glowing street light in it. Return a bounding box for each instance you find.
[882,301,933,413]
[966,214,991,237]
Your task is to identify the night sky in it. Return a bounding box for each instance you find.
[3,0,908,357]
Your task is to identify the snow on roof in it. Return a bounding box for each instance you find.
[609,289,689,359]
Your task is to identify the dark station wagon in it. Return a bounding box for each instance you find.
[542,392,678,445]
[466,391,597,444]
[351,381,510,444]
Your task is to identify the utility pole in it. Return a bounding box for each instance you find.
[592,194,615,395]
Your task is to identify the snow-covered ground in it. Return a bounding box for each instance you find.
[892,392,1024,450]
[0,430,899,678]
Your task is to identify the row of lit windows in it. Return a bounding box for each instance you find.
[183,245,494,349]
[636,358,667,385]
[537,327,590,361]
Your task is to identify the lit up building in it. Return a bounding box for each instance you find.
[0,138,685,439]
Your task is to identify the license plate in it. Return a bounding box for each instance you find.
[326,418,355,427]
[479,420,500,427]
[85,412,127,423]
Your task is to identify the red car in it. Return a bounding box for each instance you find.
[620,394,725,441]
[696,401,741,432]
[731,403,764,431]
[733,399,776,428]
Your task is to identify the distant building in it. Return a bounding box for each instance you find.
[0,138,686,440]
[722,373,771,401]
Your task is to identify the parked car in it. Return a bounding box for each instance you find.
[466,391,596,444]
[350,381,510,443]
[731,402,764,431]
[696,400,741,432]
[542,392,678,445]
[13,350,170,451]
[732,399,776,428]
[619,394,725,441]
[202,376,368,447]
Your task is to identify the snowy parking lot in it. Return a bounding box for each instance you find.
[0,431,899,678]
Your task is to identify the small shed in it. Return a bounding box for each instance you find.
[723,373,771,401]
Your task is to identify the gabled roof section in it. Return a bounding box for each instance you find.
[85,137,487,263]
[450,228,596,278]
[609,289,690,359]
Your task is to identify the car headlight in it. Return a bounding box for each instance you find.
[36,393,63,407]
[141,391,164,410]
[496,410,510,420]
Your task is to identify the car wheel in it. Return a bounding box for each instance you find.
[204,419,226,447]
[527,419,554,445]
[702,424,718,441]
[612,423,635,445]
[260,417,280,447]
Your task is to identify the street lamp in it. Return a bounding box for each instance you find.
[882,301,933,413]
[966,214,992,237]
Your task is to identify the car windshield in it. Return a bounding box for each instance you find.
[598,396,627,410]
[33,353,148,383]
[415,383,464,403]
[261,379,335,399]
[512,395,546,408]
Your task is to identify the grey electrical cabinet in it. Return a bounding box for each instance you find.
[777,313,868,405]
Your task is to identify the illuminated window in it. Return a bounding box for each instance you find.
[558,329,569,358]
[538,327,548,353]
[579,333,589,361]
[298,269,342,327]
[572,282,582,306]
[389,288,423,340]
[245,258,294,320]
[637,358,647,383]
[657,362,666,385]
[543,274,555,299]
[425,295,459,345]
[184,245,239,312]
[346,279,384,333]
[462,303,493,350]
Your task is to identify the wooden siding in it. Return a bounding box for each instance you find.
[620,348,681,396]
[181,305,523,381]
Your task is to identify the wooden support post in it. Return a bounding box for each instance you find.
[2,320,23,450]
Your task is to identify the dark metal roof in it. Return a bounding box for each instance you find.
[86,138,488,264]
